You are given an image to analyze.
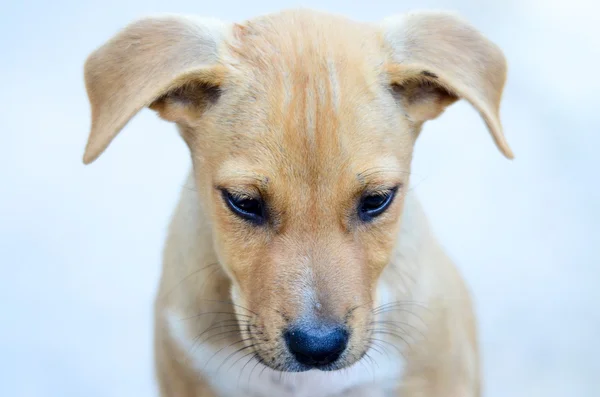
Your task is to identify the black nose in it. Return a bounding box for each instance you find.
[284,323,349,368]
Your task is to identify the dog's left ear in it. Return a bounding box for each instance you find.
[380,11,513,159]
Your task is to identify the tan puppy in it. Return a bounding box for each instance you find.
[82,8,511,397]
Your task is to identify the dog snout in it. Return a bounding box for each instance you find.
[284,321,349,369]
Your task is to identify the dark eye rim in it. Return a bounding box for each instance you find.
[358,186,399,222]
[220,189,266,225]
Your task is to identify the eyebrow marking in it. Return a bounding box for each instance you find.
[355,155,407,185]
[215,169,270,190]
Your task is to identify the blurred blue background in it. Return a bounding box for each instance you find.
[0,0,598,396]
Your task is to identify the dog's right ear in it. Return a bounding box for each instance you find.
[82,15,229,164]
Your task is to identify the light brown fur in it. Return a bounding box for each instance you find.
[82,8,511,397]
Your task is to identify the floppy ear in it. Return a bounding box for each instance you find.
[82,15,229,164]
[380,11,513,159]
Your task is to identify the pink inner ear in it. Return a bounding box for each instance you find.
[409,85,459,121]
[409,94,451,121]
[391,78,459,122]
[386,63,459,122]
[149,80,222,124]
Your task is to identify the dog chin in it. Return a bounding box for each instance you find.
[264,354,356,373]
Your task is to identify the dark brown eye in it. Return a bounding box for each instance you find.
[358,188,397,222]
[222,190,266,225]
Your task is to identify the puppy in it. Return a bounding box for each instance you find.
[82,8,512,397]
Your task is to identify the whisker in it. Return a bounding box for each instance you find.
[181,312,253,321]
[194,328,242,348]
[203,338,252,370]
[216,344,256,374]
[365,341,386,357]
[364,350,379,384]
[194,319,246,339]
[160,262,219,298]
[191,331,242,356]
[258,359,270,379]
[355,351,375,383]
[247,356,263,388]
[369,337,404,357]
[373,311,427,329]
[197,299,259,316]
[278,362,284,383]
[232,350,258,381]
[369,339,392,359]
[369,319,425,339]
[369,329,413,350]
[201,318,246,330]
[237,353,258,390]
[191,320,248,346]
[199,266,226,295]
[372,300,429,314]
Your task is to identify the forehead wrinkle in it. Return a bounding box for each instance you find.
[265,51,344,189]
[354,157,406,188]
[216,160,271,188]
[226,10,396,194]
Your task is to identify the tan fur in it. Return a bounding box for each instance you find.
[82,8,511,397]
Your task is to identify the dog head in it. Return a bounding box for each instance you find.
[82,9,510,372]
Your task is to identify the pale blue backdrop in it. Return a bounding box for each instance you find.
[1,0,598,396]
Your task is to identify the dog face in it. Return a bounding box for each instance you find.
[82,10,510,372]
[200,20,412,370]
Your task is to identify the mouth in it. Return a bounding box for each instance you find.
[255,349,354,373]
[280,355,352,372]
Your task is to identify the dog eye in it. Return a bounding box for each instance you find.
[358,189,397,222]
[222,190,266,225]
